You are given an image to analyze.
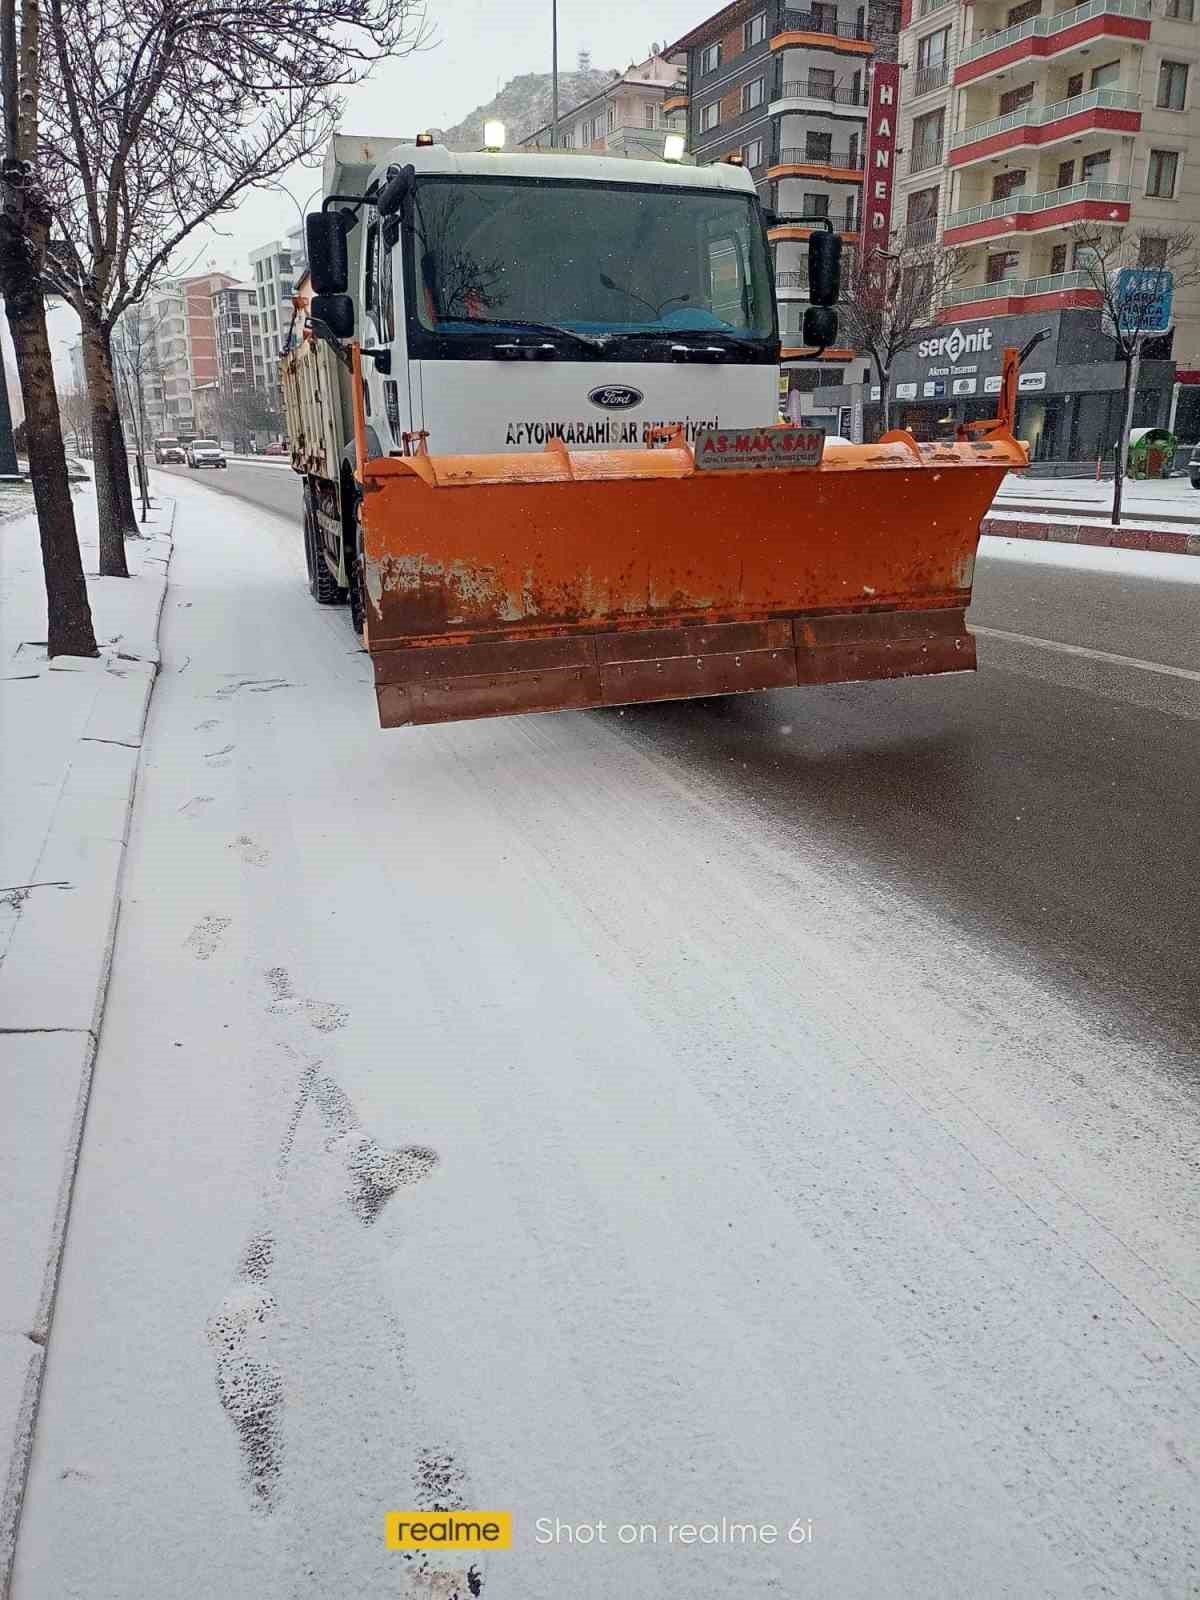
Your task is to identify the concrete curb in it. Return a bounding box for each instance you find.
[983,514,1200,558]
[0,500,176,1599]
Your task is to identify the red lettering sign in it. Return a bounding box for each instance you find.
[862,63,900,306]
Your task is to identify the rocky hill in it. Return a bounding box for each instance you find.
[433,68,620,150]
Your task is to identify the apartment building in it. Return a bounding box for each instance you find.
[669,0,898,392]
[249,240,299,354]
[211,282,265,399]
[887,0,1200,451]
[522,54,688,157]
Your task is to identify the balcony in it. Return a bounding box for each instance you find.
[904,217,939,247]
[944,179,1131,242]
[769,208,859,240]
[908,139,944,174]
[955,0,1151,86]
[773,77,870,111]
[776,270,811,292]
[940,268,1101,318]
[771,143,863,176]
[949,86,1140,166]
[773,8,873,50]
[911,63,949,97]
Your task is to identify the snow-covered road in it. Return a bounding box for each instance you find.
[13,473,1200,1599]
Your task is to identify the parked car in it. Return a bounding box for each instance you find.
[1189,443,1199,490]
[264,441,287,456]
[186,439,227,469]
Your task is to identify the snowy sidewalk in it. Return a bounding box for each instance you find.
[0,489,174,1591]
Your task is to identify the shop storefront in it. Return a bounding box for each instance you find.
[811,310,1177,462]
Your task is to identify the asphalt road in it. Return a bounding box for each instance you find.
[15,465,1200,1599]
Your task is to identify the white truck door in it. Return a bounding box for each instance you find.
[360,213,411,459]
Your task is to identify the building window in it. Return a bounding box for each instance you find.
[700,100,719,131]
[745,12,766,46]
[806,129,833,161]
[1080,149,1110,182]
[700,42,720,75]
[916,28,949,68]
[743,137,763,168]
[910,108,944,172]
[643,102,658,128]
[999,81,1035,116]
[1146,149,1179,198]
[1006,0,1041,22]
[1163,0,1192,16]
[1139,236,1168,268]
[1057,158,1075,187]
[1049,243,1068,274]
[607,103,616,130]
[1157,61,1188,111]
[742,77,764,111]
[986,250,1020,283]
[1072,238,1101,271]
[803,192,830,217]
[992,168,1027,202]
[1089,60,1121,90]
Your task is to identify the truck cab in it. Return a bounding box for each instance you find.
[308,138,782,463]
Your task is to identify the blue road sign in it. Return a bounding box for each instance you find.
[1109,267,1174,336]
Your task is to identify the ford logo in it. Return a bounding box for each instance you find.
[588,384,644,411]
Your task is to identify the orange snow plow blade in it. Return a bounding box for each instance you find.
[358,429,1026,729]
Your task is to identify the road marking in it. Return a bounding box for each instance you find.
[970,624,1200,683]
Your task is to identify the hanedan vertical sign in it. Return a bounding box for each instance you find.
[862,63,900,303]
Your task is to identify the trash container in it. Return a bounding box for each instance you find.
[1127,427,1177,480]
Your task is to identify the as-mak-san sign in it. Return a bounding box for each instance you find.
[862,63,900,302]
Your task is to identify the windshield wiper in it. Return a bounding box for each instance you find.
[450,316,611,354]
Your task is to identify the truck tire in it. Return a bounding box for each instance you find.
[304,493,343,606]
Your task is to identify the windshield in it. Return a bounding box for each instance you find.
[193,440,218,449]
[404,177,775,360]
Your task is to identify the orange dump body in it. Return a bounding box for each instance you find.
[358,431,1026,729]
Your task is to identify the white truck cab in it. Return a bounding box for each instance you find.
[309,135,782,462]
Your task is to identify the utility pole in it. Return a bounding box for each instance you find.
[551,0,559,146]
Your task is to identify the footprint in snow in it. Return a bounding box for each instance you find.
[185,914,231,960]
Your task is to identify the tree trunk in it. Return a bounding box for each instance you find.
[1111,342,1140,529]
[879,365,891,433]
[110,404,139,534]
[0,216,98,657]
[80,315,129,577]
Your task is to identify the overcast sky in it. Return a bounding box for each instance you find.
[46,0,707,386]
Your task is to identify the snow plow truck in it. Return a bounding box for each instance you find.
[280,131,1029,729]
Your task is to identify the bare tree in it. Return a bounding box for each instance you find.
[836,229,967,433]
[216,383,279,450]
[0,0,97,654]
[57,383,91,454]
[1063,222,1200,525]
[35,0,430,578]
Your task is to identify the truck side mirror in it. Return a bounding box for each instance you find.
[311,293,355,339]
[803,305,838,350]
[808,231,842,306]
[307,212,350,295]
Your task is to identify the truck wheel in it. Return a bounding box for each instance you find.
[304,494,343,605]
